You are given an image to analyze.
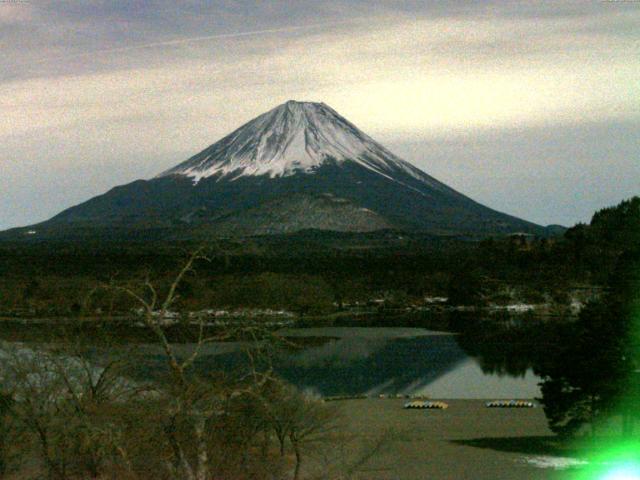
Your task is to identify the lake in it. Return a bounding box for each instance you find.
[199,327,542,399]
[0,325,542,400]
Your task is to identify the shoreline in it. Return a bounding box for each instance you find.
[308,398,575,479]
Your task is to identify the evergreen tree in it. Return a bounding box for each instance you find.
[538,250,640,436]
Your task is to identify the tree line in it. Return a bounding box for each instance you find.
[4,197,639,317]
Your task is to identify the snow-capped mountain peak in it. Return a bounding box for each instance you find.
[158,100,424,183]
[13,100,545,239]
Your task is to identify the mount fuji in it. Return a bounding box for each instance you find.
[6,100,545,239]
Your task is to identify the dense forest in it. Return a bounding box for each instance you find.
[0,197,637,319]
[449,197,640,438]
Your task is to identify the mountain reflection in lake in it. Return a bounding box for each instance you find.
[199,328,542,399]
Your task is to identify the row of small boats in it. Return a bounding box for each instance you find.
[404,400,536,410]
[404,401,449,409]
[485,400,536,408]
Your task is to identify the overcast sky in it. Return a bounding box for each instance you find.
[1,0,639,230]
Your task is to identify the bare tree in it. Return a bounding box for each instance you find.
[0,392,17,477]
[2,345,71,480]
[107,248,342,480]
[115,248,234,480]
[287,395,338,480]
[0,342,142,480]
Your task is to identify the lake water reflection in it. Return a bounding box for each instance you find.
[0,325,542,399]
[207,327,542,399]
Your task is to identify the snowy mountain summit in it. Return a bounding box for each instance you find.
[159,100,425,184]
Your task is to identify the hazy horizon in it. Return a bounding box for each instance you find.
[2,1,639,230]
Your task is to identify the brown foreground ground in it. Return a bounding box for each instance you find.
[314,399,581,480]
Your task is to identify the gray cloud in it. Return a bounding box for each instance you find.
[1,1,639,229]
[386,119,640,226]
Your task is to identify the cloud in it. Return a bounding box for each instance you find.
[10,19,358,68]
[0,1,639,229]
[0,2,34,24]
[1,10,637,140]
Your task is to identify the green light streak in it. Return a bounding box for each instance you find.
[570,440,640,479]
[566,255,640,479]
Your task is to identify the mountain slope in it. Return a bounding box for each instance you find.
[3,100,545,240]
[209,193,392,236]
